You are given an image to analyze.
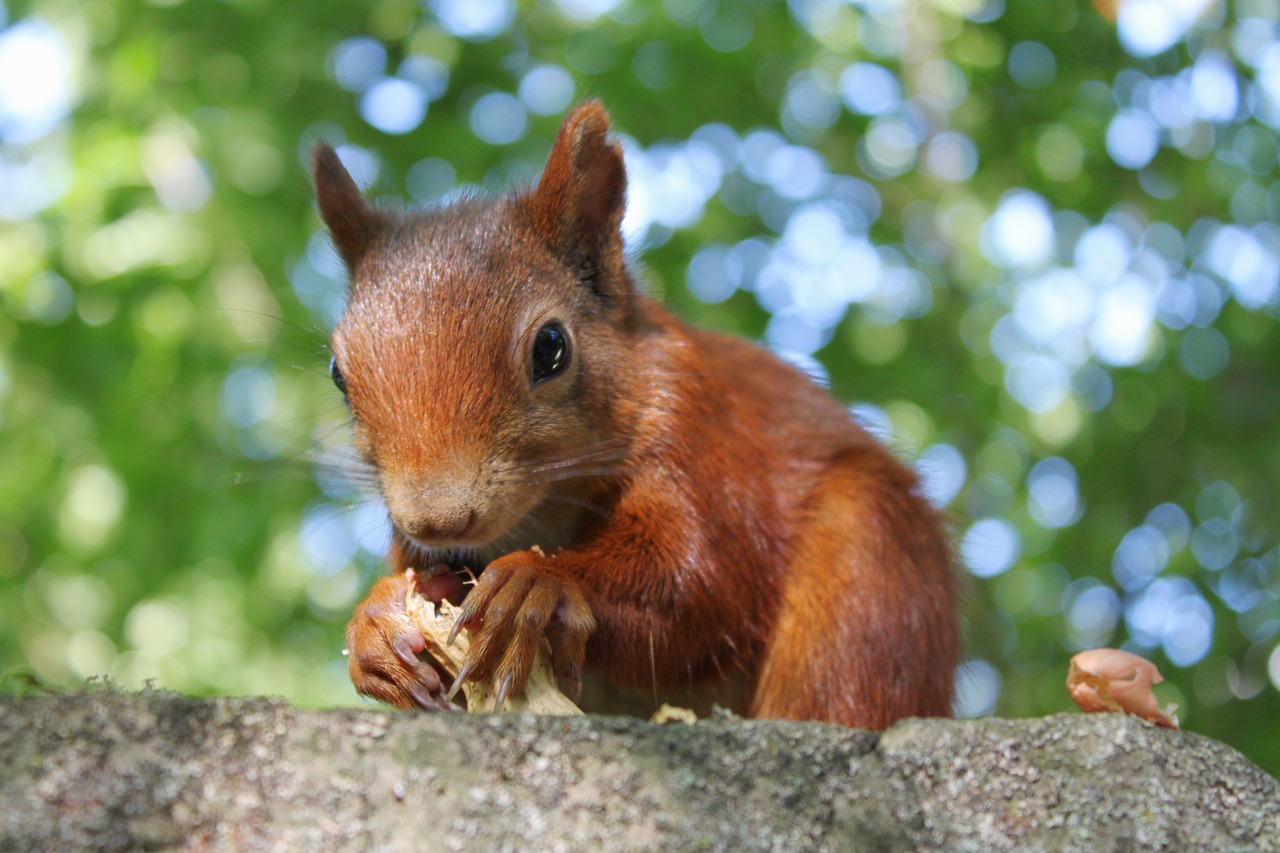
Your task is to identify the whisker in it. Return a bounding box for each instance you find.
[537,493,610,519]
[212,468,330,488]
[505,512,555,546]
[307,455,372,478]
[310,465,379,482]
[649,631,658,707]
[254,339,334,362]
[304,495,387,522]
[178,306,331,343]
[501,484,612,517]
[307,444,373,468]
[515,450,629,475]
[502,440,631,472]
[308,424,360,451]
[524,442,628,464]
[308,453,381,497]
[523,466,623,486]
[307,451,373,473]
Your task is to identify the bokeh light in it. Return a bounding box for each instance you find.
[429,0,513,41]
[0,18,70,145]
[0,0,1277,779]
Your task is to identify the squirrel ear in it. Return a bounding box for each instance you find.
[528,100,627,271]
[311,142,384,272]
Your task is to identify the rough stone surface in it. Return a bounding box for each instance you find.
[1,690,1277,851]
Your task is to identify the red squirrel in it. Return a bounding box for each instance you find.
[313,101,958,728]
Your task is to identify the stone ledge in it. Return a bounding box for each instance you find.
[1,691,1277,851]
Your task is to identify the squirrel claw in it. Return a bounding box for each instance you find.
[446,613,467,647]
[347,573,456,712]
[494,672,514,710]
[559,665,583,703]
[447,658,476,702]
[408,681,445,711]
[449,552,595,709]
[392,631,427,670]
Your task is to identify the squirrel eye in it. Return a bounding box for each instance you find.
[531,322,570,384]
[329,356,348,396]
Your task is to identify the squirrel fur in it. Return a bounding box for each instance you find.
[313,101,959,728]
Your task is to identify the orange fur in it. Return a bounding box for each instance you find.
[315,101,959,726]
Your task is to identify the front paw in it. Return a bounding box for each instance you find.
[449,550,596,708]
[347,570,460,711]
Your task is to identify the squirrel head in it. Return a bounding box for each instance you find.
[312,101,637,555]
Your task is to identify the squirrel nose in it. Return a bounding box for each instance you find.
[397,509,475,544]
[382,473,477,545]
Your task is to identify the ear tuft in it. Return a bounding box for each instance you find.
[527,101,627,269]
[311,142,384,272]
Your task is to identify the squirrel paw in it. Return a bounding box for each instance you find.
[448,552,596,706]
[346,571,461,711]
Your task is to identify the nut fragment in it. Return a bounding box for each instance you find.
[402,569,582,716]
[650,704,698,725]
[1067,647,1178,729]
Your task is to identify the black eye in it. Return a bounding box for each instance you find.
[329,356,348,396]
[531,322,570,384]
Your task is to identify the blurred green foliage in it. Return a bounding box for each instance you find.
[0,0,1277,777]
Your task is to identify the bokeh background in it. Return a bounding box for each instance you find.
[1,0,1278,774]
